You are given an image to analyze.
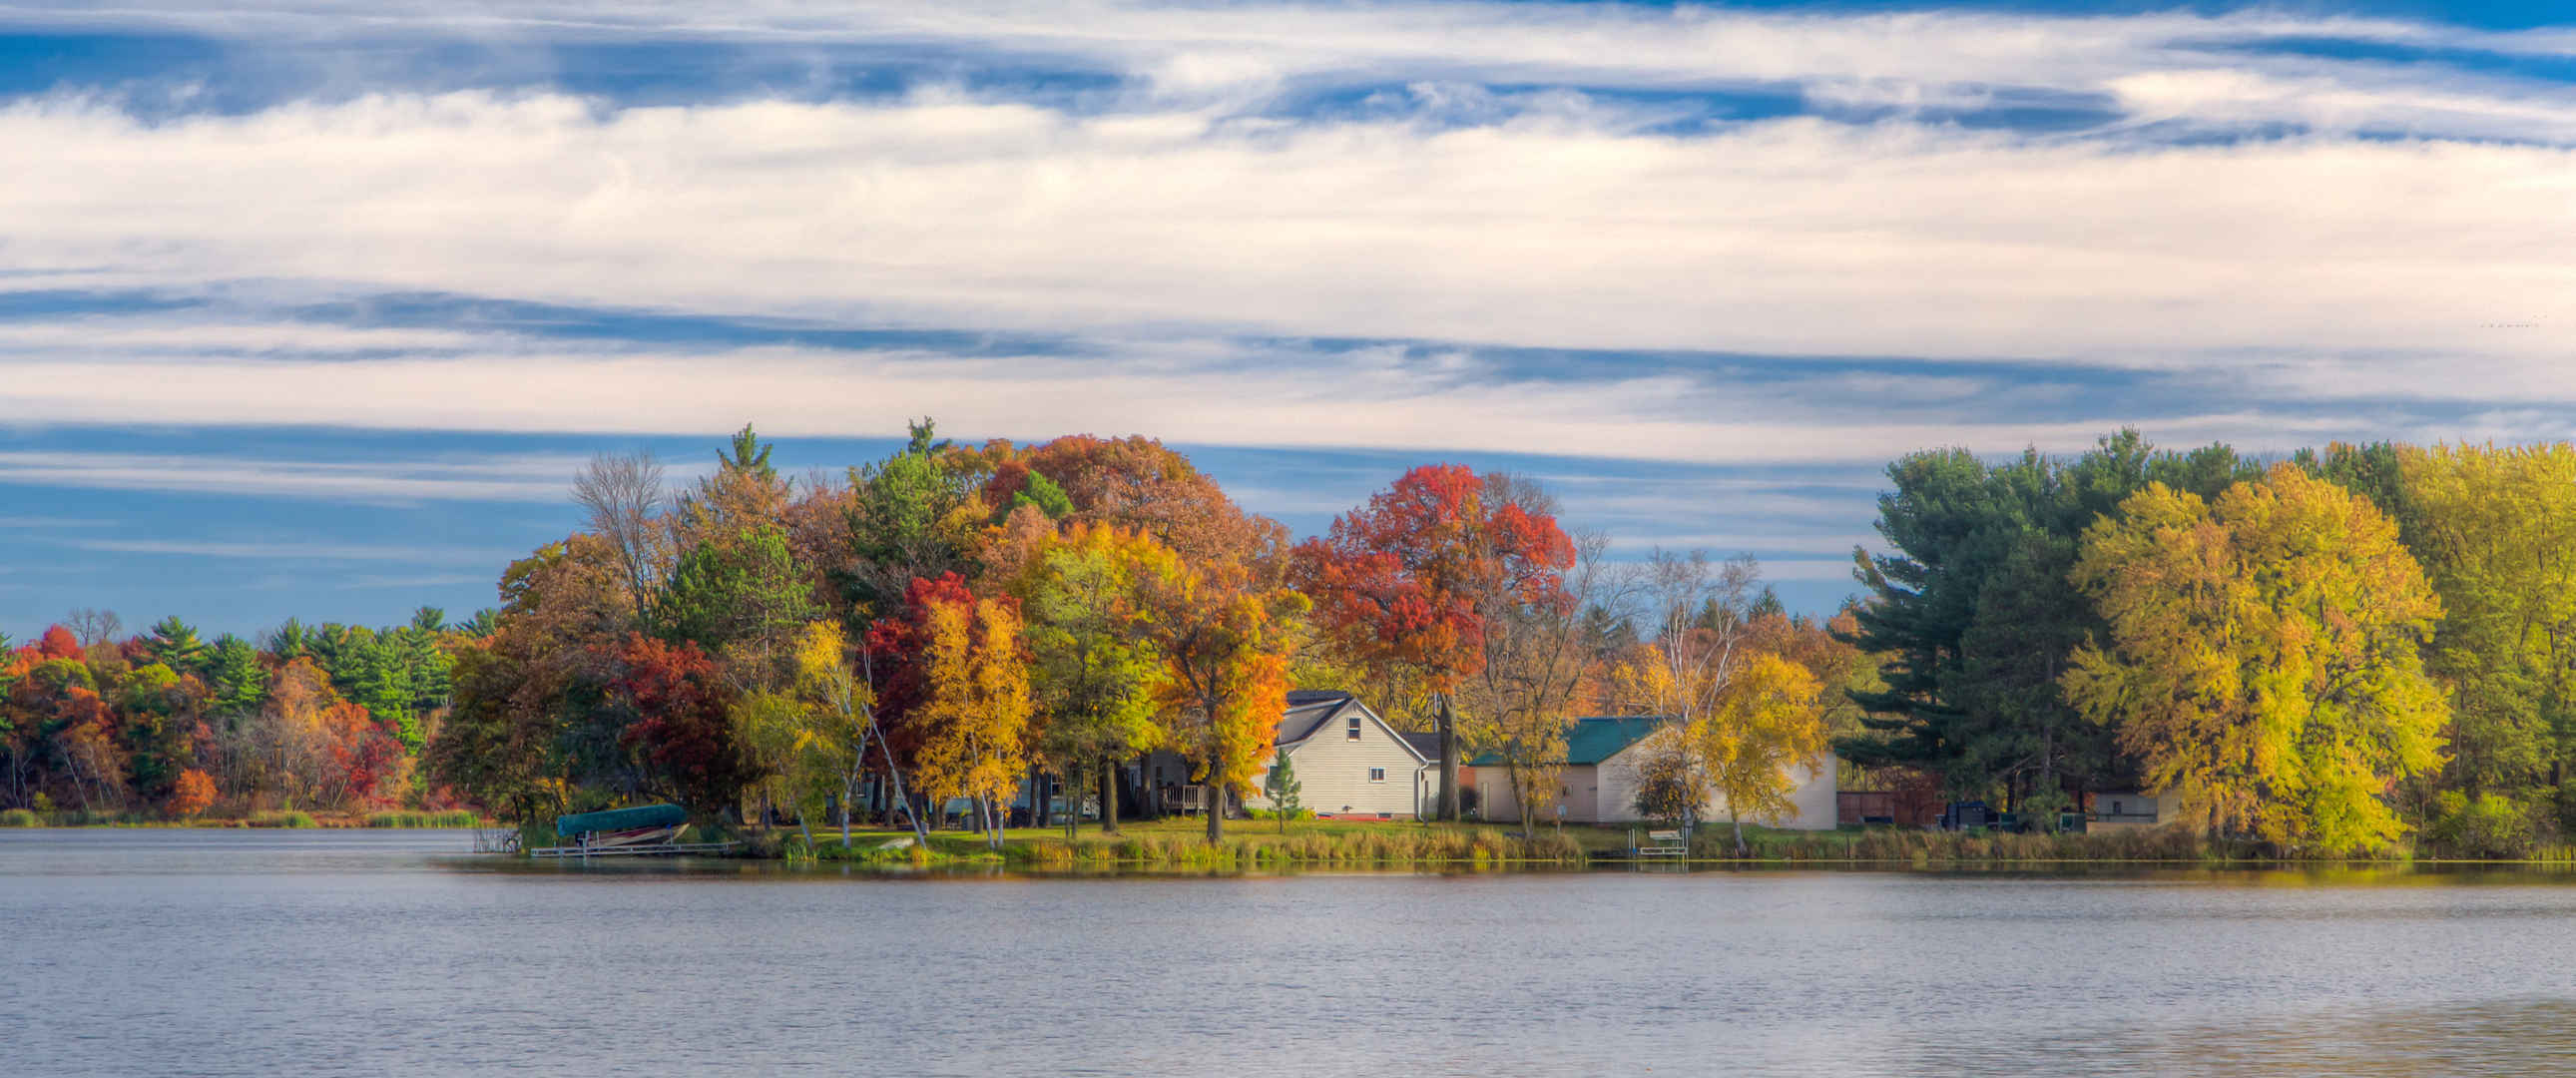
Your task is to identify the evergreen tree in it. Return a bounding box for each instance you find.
[1264,754,1302,833]
[143,616,210,674]
[203,635,268,723]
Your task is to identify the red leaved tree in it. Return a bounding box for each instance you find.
[616,635,754,813]
[1291,465,1574,819]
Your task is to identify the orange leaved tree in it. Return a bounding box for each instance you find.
[1138,555,1306,843]
[1292,465,1572,819]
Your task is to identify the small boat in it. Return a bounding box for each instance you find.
[555,803,689,839]
[527,804,734,858]
[553,805,690,845]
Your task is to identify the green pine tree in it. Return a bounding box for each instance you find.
[1265,756,1303,834]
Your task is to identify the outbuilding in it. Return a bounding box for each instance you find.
[1470,716,1837,828]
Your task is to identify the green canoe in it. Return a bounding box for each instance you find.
[555,803,688,837]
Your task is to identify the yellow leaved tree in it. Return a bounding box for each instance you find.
[1691,652,1827,853]
[2063,463,2446,854]
[2398,443,2576,797]
[909,594,1033,847]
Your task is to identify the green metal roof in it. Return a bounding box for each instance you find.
[1467,716,1669,768]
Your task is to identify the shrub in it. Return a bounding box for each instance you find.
[168,770,218,819]
[2427,792,2535,859]
[0,808,39,827]
[250,809,318,828]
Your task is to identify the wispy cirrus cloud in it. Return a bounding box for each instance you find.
[4,91,2570,369]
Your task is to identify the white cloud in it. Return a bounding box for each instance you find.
[0,2,2571,476]
[4,89,2572,373]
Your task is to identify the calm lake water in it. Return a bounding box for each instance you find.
[7,829,2576,1076]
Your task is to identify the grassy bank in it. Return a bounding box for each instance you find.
[777,816,1591,868]
[749,818,2576,868]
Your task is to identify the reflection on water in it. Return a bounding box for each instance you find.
[6,828,2576,1076]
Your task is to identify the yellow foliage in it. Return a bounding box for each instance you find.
[910,595,1034,808]
[1690,652,1828,826]
[2064,463,2446,854]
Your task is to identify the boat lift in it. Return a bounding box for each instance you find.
[526,804,739,859]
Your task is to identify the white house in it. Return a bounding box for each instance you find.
[2087,789,2186,830]
[1241,691,1441,819]
[1471,716,1837,829]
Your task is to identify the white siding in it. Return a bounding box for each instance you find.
[1245,707,1429,817]
[1475,765,1598,825]
[1592,733,1839,827]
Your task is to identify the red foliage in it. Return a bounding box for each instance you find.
[323,701,401,801]
[38,626,81,661]
[1290,464,1576,689]
[979,459,1036,511]
[614,634,753,810]
[863,573,980,768]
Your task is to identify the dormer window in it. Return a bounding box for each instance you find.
[1346,713,1361,741]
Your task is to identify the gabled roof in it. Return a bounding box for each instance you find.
[1275,689,1436,764]
[1276,691,1356,747]
[1466,716,1671,768]
[1399,732,1442,761]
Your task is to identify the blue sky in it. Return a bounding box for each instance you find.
[4,0,2575,639]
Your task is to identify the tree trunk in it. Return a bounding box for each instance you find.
[1206,784,1224,844]
[1437,692,1461,821]
[1731,810,1745,856]
[1101,760,1120,834]
[870,728,929,845]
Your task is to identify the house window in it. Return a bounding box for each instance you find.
[1346,714,1362,741]
[1368,768,1386,783]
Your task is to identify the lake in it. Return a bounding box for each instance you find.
[6,828,2576,1076]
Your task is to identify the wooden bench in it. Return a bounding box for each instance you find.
[1632,828,1688,857]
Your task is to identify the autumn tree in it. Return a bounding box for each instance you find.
[1015,434,1287,567]
[616,634,757,813]
[1012,524,1176,835]
[788,620,919,846]
[1842,430,2257,805]
[2063,464,2448,854]
[2397,443,2576,804]
[1139,556,1306,843]
[1692,653,1828,851]
[1458,528,1616,834]
[169,768,217,818]
[1293,465,1572,819]
[425,536,631,823]
[902,584,1033,846]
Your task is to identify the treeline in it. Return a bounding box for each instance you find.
[0,610,484,818]
[1842,431,2576,857]
[411,421,1858,849]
